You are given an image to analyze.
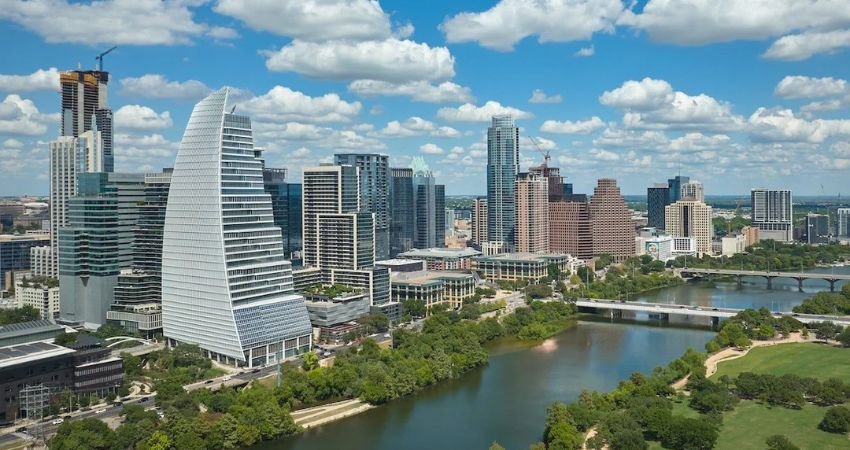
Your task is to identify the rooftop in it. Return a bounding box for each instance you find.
[375,259,426,266]
[0,234,49,242]
[476,252,570,262]
[392,270,474,286]
[0,339,76,369]
[0,320,64,340]
[398,247,482,259]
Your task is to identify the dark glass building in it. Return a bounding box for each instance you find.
[647,184,671,230]
[667,175,690,203]
[390,167,414,257]
[263,168,303,264]
[334,154,390,260]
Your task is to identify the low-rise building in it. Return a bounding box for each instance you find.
[473,253,573,282]
[635,235,675,262]
[721,234,747,256]
[375,259,426,273]
[740,226,760,247]
[302,285,370,328]
[106,303,162,338]
[672,237,698,258]
[391,270,476,310]
[14,275,60,320]
[397,247,481,270]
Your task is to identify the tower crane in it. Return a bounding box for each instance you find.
[527,136,551,167]
[95,46,117,71]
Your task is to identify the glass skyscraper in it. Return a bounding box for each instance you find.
[334,153,390,260]
[162,88,311,367]
[263,168,303,264]
[487,115,519,245]
[390,167,414,256]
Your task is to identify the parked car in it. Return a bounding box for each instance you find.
[51,418,64,425]
[222,376,231,382]
[15,427,27,433]
[95,408,107,414]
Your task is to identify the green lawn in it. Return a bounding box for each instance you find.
[712,343,850,381]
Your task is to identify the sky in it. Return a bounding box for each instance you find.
[1,0,849,197]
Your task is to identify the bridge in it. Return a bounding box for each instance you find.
[575,299,850,327]
[677,268,850,292]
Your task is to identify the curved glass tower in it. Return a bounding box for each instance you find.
[162,88,311,367]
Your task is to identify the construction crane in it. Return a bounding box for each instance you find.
[527,136,551,167]
[95,46,117,71]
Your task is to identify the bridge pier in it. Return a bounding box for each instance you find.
[828,279,837,292]
[711,316,721,330]
[765,276,774,289]
[793,277,804,292]
[736,275,743,287]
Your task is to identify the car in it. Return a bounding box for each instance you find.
[204,379,214,384]
[157,411,165,419]
[773,312,782,316]
[383,333,391,338]
[694,307,702,311]
[679,305,687,309]
[792,313,800,317]
[51,418,64,425]
[15,427,27,433]
[140,397,149,402]
[712,308,719,311]
[222,376,231,382]
[95,408,107,414]
[112,401,123,407]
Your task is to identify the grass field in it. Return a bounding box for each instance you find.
[712,343,850,381]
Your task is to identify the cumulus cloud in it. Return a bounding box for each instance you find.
[347,80,473,103]
[419,143,445,155]
[0,95,56,136]
[378,117,435,137]
[119,74,212,101]
[114,105,173,131]
[0,0,207,45]
[207,26,239,40]
[264,39,455,83]
[574,46,595,57]
[441,0,624,51]
[748,107,850,143]
[541,116,605,134]
[437,101,533,122]
[238,85,361,123]
[0,67,59,92]
[214,0,393,42]
[252,122,384,151]
[763,29,850,61]
[590,148,620,161]
[529,89,562,104]
[774,75,848,99]
[593,127,668,149]
[667,132,733,151]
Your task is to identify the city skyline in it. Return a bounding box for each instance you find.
[1,1,849,197]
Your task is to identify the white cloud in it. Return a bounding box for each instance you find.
[420,143,445,155]
[437,101,533,122]
[529,89,562,104]
[378,117,435,137]
[0,67,59,92]
[114,133,174,148]
[763,29,850,61]
[774,75,848,99]
[748,107,850,143]
[0,0,207,45]
[3,138,24,148]
[601,78,744,131]
[667,132,732,151]
[574,45,595,57]
[0,95,56,136]
[593,127,669,149]
[801,99,846,113]
[207,26,239,40]
[264,39,455,83]
[441,0,624,51]
[531,136,557,151]
[214,0,393,42]
[432,126,461,138]
[119,74,212,101]
[348,80,474,103]
[590,148,620,161]
[541,116,605,134]
[252,122,384,151]
[114,105,173,131]
[238,86,362,123]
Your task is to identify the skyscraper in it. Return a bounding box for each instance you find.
[647,183,670,230]
[487,115,519,245]
[515,172,549,253]
[549,195,594,261]
[589,179,635,262]
[162,89,311,367]
[667,175,690,203]
[837,208,850,238]
[390,167,414,256]
[411,157,444,249]
[471,197,488,249]
[680,181,705,202]
[335,154,390,260]
[665,200,713,256]
[302,165,360,268]
[60,70,113,172]
[806,213,830,244]
[263,168,302,263]
[751,188,793,242]
[529,162,571,202]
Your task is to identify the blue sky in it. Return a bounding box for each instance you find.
[1,0,849,196]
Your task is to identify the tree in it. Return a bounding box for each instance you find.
[766,435,800,450]
[302,351,319,371]
[546,421,583,450]
[401,299,427,318]
[596,254,612,269]
[121,352,142,377]
[488,443,506,450]
[611,429,648,450]
[814,321,842,343]
[48,419,117,450]
[54,332,79,347]
[0,305,40,325]
[525,283,553,300]
[819,406,850,433]
[358,313,389,334]
[660,416,718,450]
[836,327,850,347]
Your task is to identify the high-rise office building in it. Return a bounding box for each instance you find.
[263,168,302,263]
[680,181,705,202]
[471,197,488,249]
[60,70,113,172]
[0,234,49,291]
[162,89,311,367]
[806,213,830,244]
[411,157,445,249]
[515,172,549,253]
[529,162,572,202]
[667,175,690,203]
[549,195,593,260]
[317,212,375,270]
[302,165,360,268]
[390,167,414,256]
[589,179,635,262]
[487,115,519,245]
[647,183,670,230]
[48,134,103,277]
[335,154,390,260]
[751,188,793,242]
[435,184,446,247]
[837,208,850,238]
[665,200,713,256]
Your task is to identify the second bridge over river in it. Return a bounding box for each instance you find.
[676,267,850,292]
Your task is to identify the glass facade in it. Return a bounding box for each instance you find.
[647,185,670,230]
[487,115,519,244]
[390,167,414,256]
[262,169,302,264]
[334,154,390,260]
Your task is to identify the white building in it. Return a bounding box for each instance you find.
[672,237,698,258]
[721,234,747,256]
[665,200,713,256]
[836,208,850,238]
[161,88,312,367]
[15,275,60,320]
[636,235,674,261]
[751,189,793,242]
[680,181,705,202]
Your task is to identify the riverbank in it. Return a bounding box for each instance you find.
[291,399,374,429]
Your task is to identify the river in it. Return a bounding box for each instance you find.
[260,265,849,450]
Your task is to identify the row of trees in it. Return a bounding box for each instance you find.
[669,240,850,271]
[705,308,805,351]
[792,284,850,315]
[0,305,40,325]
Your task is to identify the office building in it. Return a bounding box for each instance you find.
[263,168,302,262]
[474,253,574,282]
[635,234,674,262]
[317,212,375,270]
[335,154,390,260]
[162,88,312,367]
[721,234,747,256]
[806,213,830,244]
[390,167,414,256]
[741,225,760,247]
[589,179,635,262]
[398,247,481,270]
[529,161,572,202]
[391,270,476,310]
[445,208,456,237]
[375,259,426,273]
[835,208,850,238]
[302,287,370,328]
[668,175,690,203]
[487,115,519,245]
[60,70,113,172]
[647,183,670,230]
[680,181,705,202]
[29,246,51,278]
[15,275,60,320]
[665,200,713,256]
[549,195,593,261]
[751,189,793,242]
[672,237,698,257]
[411,157,445,249]
[302,165,360,268]
[514,172,549,253]
[0,234,49,291]
[471,197,487,248]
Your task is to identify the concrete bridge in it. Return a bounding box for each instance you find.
[575,299,850,327]
[677,267,850,292]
